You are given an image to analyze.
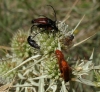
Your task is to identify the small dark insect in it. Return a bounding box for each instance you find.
[55,50,72,82]
[27,36,40,49]
[61,34,74,46]
[31,5,59,37]
[65,34,74,45]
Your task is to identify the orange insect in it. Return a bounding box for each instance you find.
[55,50,72,82]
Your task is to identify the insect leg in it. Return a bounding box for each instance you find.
[30,25,35,33]
[32,29,46,38]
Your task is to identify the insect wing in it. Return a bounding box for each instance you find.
[61,60,72,82]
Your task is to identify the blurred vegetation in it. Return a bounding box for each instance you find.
[0,0,100,91]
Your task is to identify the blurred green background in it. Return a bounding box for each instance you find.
[0,0,100,91]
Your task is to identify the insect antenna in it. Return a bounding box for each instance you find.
[46,5,57,22]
